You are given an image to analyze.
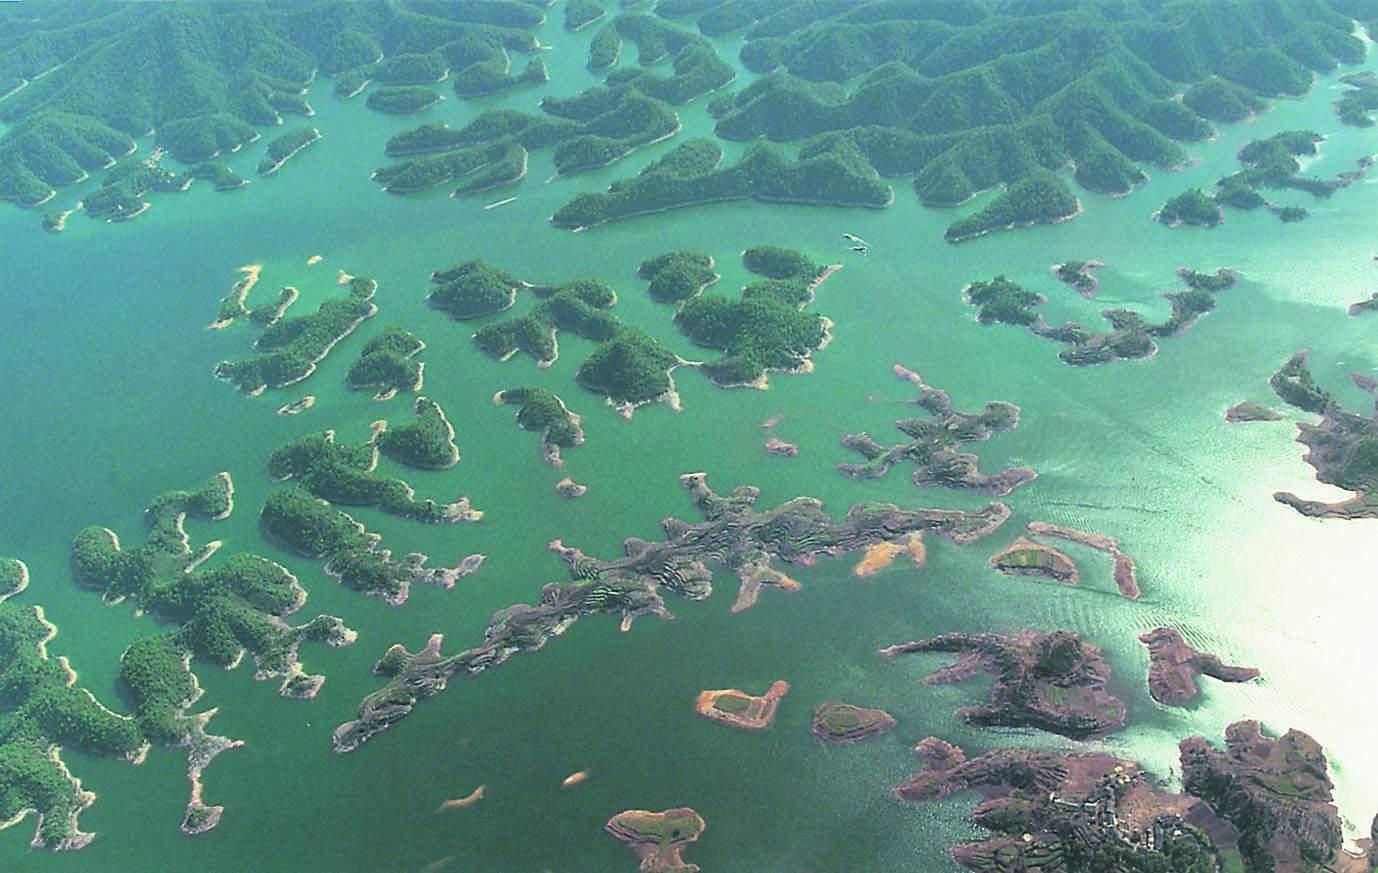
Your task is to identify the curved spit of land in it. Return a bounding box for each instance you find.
[1139,627,1260,706]
[694,680,788,730]
[1025,521,1140,598]
[331,473,1011,752]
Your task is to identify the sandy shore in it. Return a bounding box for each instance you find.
[207,264,263,329]
[852,533,926,577]
[437,786,485,811]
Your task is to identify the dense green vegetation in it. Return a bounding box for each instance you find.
[188,161,246,191]
[588,24,622,70]
[498,387,585,459]
[256,127,320,176]
[454,56,548,99]
[964,268,1237,366]
[552,137,891,229]
[82,157,188,221]
[215,277,377,394]
[376,397,461,470]
[1157,188,1222,227]
[474,279,620,364]
[639,251,718,303]
[365,86,442,115]
[945,173,1079,242]
[576,328,680,407]
[0,558,144,849]
[346,327,425,397]
[1335,72,1378,125]
[427,261,524,319]
[268,428,455,520]
[373,139,526,196]
[566,0,606,32]
[0,1,550,209]
[66,475,353,831]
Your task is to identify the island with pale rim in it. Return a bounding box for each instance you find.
[346,326,425,400]
[1139,627,1260,706]
[1051,259,1104,298]
[331,473,1011,752]
[495,387,584,467]
[605,808,705,873]
[989,537,1078,584]
[811,702,896,744]
[1226,400,1283,423]
[1025,521,1140,598]
[69,475,355,836]
[882,630,1126,739]
[839,365,1035,495]
[694,680,788,730]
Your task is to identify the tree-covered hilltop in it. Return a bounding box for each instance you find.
[373,138,526,197]
[260,487,480,606]
[576,327,681,410]
[588,23,622,70]
[346,326,425,399]
[1335,71,1378,125]
[497,387,585,465]
[964,268,1238,366]
[0,1,548,209]
[426,260,526,319]
[454,56,548,100]
[551,137,892,230]
[68,474,355,835]
[677,0,1366,237]
[474,279,621,365]
[256,127,320,176]
[267,427,462,523]
[1157,188,1223,227]
[659,246,834,387]
[639,250,719,303]
[945,173,1079,243]
[215,276,378,394]
[188,161,246,191]
[365,85,442,115]
[376,396,462,470]
[81,156,188,222]
[566,0,607,33]
[0,556,145,850]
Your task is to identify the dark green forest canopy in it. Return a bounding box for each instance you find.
[0,1,547,206]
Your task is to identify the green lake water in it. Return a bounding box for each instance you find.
[1,13,1377,873]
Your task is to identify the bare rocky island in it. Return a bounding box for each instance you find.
[605,808,705,873]
[694,680,788,730]
[1139,627,1260,706]
[332,474,1010,752]
[838,365,1036,495]
[882,630,1126,739]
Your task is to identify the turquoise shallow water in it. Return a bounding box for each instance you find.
[1,14,1378,873]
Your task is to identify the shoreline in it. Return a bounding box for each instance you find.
[1026,521,1140,598]
[258,129,322,177]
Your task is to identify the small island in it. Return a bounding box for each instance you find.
[376,396,461,469]
[495,387,584,466]
[838,365,1035,495]
[1024,521,1140,598]
[989,537,1078,584]
[1156,187,1223,227]
[944,173,1081,243]
[1225,400,1283,423]
[426,260,526,319]
[810,702,896,744]
[474,278,620,366]
[1051,259,1104,298]
[331,473,1012,752]
[881,629,1126,739]
[693,680,788,730]
[1139,627,1260,706]
[605,808,705,873]
[215,274,378,394]
[639,250,718,303]
[346,326,425,400]
[257,127,321,176]
[1348,291,1378,316]
[576,327,683,417]
[365,85,442,115]
[764,437,798,457]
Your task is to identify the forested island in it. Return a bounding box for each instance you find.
[69,474,355,835]
[215,275,378,394]
[496,387,585,466]
[474,279,620,366]
[963,268,1237,366]
[376,397,461,470]
[881,630,1127,739]
[575,327,682,416]
[331,473,1013,752]
[266,427,468,524]
[655,246,835,387]
[346,326,425,400]
[256,127,320,177]
[0,556,145,850]
[839,365,1035,494]
[365,86,442,115]
[260,487,481,606]
[426,261,526,319]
